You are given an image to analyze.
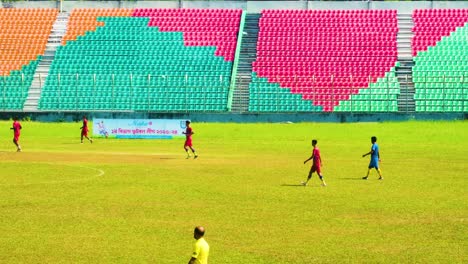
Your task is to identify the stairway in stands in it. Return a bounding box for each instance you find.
[396,12,415,113]
[24,12,69,111]
[231,14,260,113]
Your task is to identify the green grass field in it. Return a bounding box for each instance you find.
[0,120,466,263]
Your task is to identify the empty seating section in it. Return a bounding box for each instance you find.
[134,8,241,61]
[0,8,57,110]
[62,8,132,45]
[334,69,399,112]
[412,9,468,112]
[251,9,399,112]
[412,9,468,56]
[2,8,466,114]
[40,9,241,111]
[0,62,39,110]
[250,73,323,112]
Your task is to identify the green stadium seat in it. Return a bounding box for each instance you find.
[413,22,468,112]
[40,16,235,112]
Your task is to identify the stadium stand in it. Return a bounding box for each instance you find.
[0,8,57,110]
[412,9,468,112]
[39,8,241,111]
[250,9,400,112]
[1,7,466,114]
[61,8,133,45]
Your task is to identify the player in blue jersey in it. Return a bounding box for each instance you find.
[362,136,383,180]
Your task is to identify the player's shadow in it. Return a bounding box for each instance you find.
[281,183,306,187]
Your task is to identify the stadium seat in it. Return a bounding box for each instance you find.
[0,8,58,110]
[250,9,400,112]
[412,9,468,112]
[40,8,241,112]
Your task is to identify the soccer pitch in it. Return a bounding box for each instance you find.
[0,120,466,263]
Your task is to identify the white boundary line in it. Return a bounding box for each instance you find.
[0,162,105,187]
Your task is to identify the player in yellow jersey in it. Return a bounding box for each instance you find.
[188,226,209,264]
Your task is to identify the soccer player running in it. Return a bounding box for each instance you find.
[183,120,198,159]
[302,139,326,187]
[80,115,93,144]
[10,117,22,152]
[362,136,383,180]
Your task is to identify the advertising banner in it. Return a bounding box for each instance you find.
[92,119,188,139]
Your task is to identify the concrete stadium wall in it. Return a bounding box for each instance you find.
[61,1,120,10]
[0,111,465,123]
[3,1,468,13]
[1,1,57,9]
[61,1,178,12]
[247,1,307,13]
[121,1,179,9]
[433,1,468,9]
[2,0,468,122]
[183,1,247,10]
[308,1,368,11]
[371,1,432,12]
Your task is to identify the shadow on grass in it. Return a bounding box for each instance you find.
[281,184,305,187]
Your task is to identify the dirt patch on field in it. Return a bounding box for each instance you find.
[0,151,179,165]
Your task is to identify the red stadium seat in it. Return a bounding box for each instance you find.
[252,9,399,110]
[412,9,468,55]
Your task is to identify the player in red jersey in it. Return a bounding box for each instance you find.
[183,120,198,159]
[10,117,22,152]
[302,139,326,186]
[80,115,93,144]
